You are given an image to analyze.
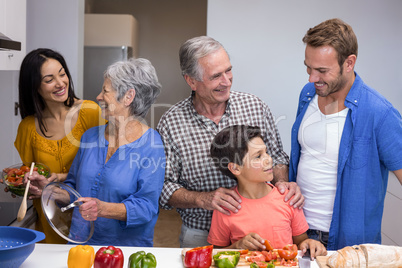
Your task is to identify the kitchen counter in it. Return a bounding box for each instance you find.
[21,244,328,267]
[21,244,183,268]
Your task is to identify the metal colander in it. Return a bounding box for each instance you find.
[0,226,45,268]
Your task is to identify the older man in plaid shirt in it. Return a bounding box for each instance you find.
[157,36,304,248]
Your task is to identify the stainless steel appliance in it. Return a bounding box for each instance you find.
[83,46,133,102]
[0,193,33,226]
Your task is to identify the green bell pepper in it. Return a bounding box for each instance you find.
[128,251,157,268]
[213,251,240,268]
[250,262,275,268]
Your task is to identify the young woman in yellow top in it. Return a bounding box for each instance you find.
[14,48,105,243]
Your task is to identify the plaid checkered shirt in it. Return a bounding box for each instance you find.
[157,91,289,231]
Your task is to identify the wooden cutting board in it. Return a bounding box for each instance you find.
[316,256,330,268]
[181,248,299,267]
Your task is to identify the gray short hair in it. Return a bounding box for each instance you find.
[104,58,161,118]
[179,36,227,81]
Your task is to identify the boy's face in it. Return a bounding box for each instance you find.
[236,137,273,182]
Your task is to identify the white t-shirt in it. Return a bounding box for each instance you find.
[297,95,348,232]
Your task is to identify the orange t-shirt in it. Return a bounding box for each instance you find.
[207,184,309,249]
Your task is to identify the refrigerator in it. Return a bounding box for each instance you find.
[83,46,133,102]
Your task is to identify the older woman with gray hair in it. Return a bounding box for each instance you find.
[28,58,165,246]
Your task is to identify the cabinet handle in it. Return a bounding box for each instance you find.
[15,102,19,116]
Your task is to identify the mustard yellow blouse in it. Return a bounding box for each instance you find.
[15,100,104,174]
[14,100,105,243]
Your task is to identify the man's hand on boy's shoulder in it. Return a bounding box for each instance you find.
[198,187,242,216]
[275,181,305,209]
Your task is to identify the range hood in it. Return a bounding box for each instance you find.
[0,32,21,51]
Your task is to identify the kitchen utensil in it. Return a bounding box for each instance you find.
[41,182,94,243]
[16,162,35,222]
[0,226,45,268]
[61,200,83,212]
[298,249,311,268]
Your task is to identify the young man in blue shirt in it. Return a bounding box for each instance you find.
[289,18,402,250]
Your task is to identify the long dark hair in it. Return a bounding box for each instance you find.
[18,48,78,136]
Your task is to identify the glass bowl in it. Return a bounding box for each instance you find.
[1,163,50,197]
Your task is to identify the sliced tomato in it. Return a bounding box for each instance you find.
[264,239,274,251]
[279,258,295,267]
[261,250,276,262]
[278,248,298,261]
[7,175,19,182]
[20,166,30,173]
[239,249,249,255]
[10,177,23,186]
[250,251,263,256]
[283,244,298,252]
[7,168,19,177]
[248,253,266,263]
[287,259,298,266]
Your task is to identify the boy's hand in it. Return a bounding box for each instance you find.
[233,233,266,250]
[299,239,327,260]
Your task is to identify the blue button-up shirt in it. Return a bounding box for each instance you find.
[289,73,402,250]
[65,125,166,246]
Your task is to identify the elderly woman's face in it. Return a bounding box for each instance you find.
[96,78,126,120]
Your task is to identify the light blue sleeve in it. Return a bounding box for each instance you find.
[120,133,166,228]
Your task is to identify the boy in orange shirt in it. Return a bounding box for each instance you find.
[207,125,327,259]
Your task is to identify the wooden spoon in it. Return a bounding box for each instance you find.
[17,162,35,222]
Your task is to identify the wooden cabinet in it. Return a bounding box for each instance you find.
[0,0,26,70]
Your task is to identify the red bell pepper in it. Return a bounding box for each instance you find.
[184,245,213,268]
[94,246,124,268]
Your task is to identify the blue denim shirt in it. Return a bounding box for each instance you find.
[65,125,166,246]
[289,73,402,250]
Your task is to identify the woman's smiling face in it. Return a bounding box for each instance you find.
[39,58,69,103]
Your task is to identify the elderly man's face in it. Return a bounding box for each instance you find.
[190,48,233,105]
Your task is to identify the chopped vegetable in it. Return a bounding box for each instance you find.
[184,245,213,268]
[278,244,298,260]
[2,163,50,196]
[264,240,274,251]
[250,261,275,268]
[213,251,240,268]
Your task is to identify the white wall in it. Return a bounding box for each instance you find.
[207,0,402,154]
[207,0,402,246]
[26,0,85,98]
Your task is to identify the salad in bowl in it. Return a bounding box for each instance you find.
[1,163,50,196]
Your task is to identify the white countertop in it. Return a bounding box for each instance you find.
[21,244,183,268]
[21,243,325,267]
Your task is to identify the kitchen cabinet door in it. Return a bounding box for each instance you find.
[0,0,26,70]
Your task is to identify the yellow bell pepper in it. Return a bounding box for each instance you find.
[68,245,95,268]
